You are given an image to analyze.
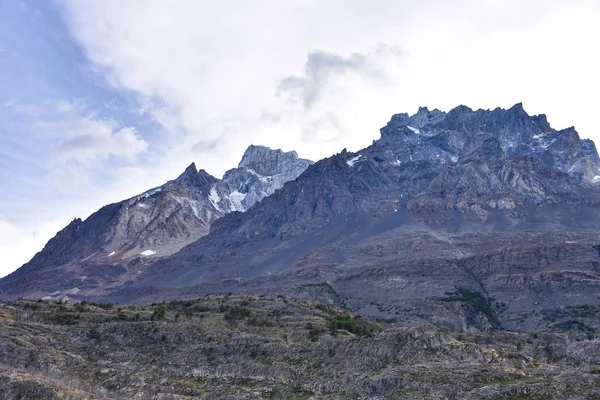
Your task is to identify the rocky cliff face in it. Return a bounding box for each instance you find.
[221,145,313,211]
[198,104,600,245]
[382,103,600,182]
[0,145,312,299]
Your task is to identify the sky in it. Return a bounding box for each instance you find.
[0,0,599,277]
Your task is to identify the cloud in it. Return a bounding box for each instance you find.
[2,99,43,117]
[3,99,148,183]
[278,46,401,109]
[0,97,152,233]
[0,218,66,278]
[53,120,147,163]
[57,1,419,176]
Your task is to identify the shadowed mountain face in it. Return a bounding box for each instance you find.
[3,104,600,335]
[0,146,312,299]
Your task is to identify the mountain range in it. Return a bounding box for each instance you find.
[0,145,312,299]
[2,103,600,335]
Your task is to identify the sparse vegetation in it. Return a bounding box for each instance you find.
[327,313,375,337]
[151,304,166,320]
[0,296,599,399]
[223,305,251,323]
[437,287,499,327]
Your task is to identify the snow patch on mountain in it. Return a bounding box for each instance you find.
[128,187,162,206]
[229,190,247,211]
[347,155,362,167]
[407,126,421,134]
[208,187,223,211]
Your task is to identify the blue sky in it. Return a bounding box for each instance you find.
[0,0,165,274]
[1,0,599,276]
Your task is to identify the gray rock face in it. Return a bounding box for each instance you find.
[200,104,600,244]
[0,145,312,299]
[381,103,600,182]
[221,145,313,211]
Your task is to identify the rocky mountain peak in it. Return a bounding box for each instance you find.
[379,103,600,182]
[174,162,197,182]
[219,145,314,211]
[238,145,304,176]
[508,101,525,113]
[174,162,217,194]
[386,106,445,131]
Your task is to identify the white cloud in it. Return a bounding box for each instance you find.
[58,1,425,175]
[2,99,43,117]
[58,0,600,179]
[4,100,149,193]
[53,120,147,163]
[0,219,66,279]
[278,46,401,109]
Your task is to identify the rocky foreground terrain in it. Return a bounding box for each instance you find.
[1,296,600,399]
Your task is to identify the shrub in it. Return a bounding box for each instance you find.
[152,305,166,321]
[327,313,374,337]
[47,312,79,325]
[306,323,325,342]
[437,288,499,327]
[89,302,114,310]
[224,306,251,323]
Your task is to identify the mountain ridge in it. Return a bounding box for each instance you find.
[108,103,600,335]
[3,103,600,338]
[0,145,312,298]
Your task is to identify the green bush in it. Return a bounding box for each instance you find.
[306,322,324,341]
[88,302,114,310]
[437,288,498,326]
[327,313,374,337]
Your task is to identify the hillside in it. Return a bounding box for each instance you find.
[1,297,599,399]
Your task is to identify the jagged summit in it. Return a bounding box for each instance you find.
[223,145,313,211]
[238,145,308,176]
[239,144,298,166]
[380,103,600,182]
[386,106,445,129]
